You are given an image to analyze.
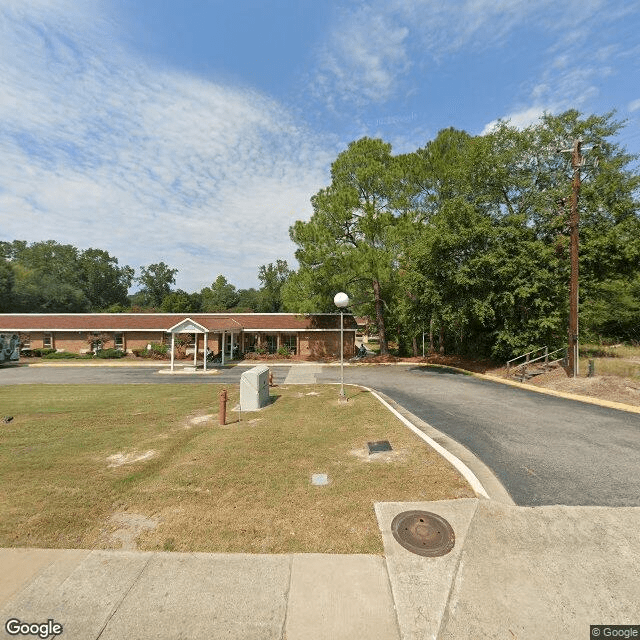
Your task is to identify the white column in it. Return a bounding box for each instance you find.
[221,332,225,366]
[170,333,175,372]
[230,333,235,360]
[204,332,208,372]
[193,333,197,368]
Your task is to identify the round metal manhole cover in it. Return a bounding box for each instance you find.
[391,510,455,557]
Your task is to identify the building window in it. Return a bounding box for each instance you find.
[264,334,277,354]
[114,333,124,350]
[282,334,297,354]
[43,333,54,349]
[20,333,31,349]
[244,334,258,352]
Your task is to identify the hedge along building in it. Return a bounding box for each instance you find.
[0,313,358,364]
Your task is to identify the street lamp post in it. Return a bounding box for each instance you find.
[334,292,349,400]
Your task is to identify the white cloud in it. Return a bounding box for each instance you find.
[314,0,621,117]
[629,99,640,113]
[477,0,625,137]
[314,6,410,108]
[481,106,548,135]
[0,2,333,290]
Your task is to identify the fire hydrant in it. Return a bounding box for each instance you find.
[219,389,227,425]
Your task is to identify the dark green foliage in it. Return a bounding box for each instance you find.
[132,343,168,359]
[136,262,178,308]
[581,278,640,343]
[30,348,56,357]
[0,241,133,313]
[160,290,202,313]
[284,137,400,353]
[95,348,126,359]
[42,351,94,359]
[0,260,15,311]
[288,110,639,361]
[200,275,239,312]
[257,260,291,312]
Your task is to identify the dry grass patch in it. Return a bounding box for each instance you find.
[0,384,473,554]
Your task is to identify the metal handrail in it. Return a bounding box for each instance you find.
[512,347,565,369]
[506,347,548,368]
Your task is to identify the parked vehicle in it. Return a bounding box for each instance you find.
[0,333,20,365]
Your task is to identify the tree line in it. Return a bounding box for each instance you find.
[2,109,638,360]
[281,110,640,359]
[0,240,292,315]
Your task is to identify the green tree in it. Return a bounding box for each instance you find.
[0,240,136,313]
[77,248,134,310]
[3,241,89,312]
[0,259,15,311]
[257,260,292,312]
[160,289,202,313]
[400,110,640,359]
[286,137,400,353]
[137,262,178,308]
[200,275,239,312]
[10,263,90,313]
[235,287,261,312]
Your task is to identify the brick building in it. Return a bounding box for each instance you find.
[0,313,357,361]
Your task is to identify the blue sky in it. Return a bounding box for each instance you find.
[1,0,639,292]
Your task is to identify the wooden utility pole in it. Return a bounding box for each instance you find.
[568,139,582,378]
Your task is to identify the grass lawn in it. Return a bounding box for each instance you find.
[579,357,640,379]
[0,384,473,554]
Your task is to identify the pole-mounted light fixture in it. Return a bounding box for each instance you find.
[334,292,349,399]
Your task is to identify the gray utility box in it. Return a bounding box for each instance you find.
[240,365,270,411]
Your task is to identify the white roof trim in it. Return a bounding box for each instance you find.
[167,318,209,333]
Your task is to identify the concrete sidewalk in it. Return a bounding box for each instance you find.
[0,549,400,640]
[376,499,640,639]
[2,499,638,639]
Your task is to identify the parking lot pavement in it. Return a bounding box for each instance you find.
[0,364,291,385]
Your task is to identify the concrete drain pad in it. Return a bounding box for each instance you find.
[311,473,329,486]
[391,510,455,557]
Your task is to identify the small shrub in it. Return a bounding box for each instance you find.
[276,346,292,358]
[133,343,169,359]
[33,349,56,357]
[95,348,126,359]
[43,351,94,360]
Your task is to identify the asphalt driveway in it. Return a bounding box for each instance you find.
[1,362,639,507]
[321,365,640,508]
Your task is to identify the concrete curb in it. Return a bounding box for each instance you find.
[24,360,324,368]
[274,379,504,503]
[478,372,640,414]
[26,361,173,368]
[346,383,496,502]
[365,387,515,506]
[156,369,220,375]
[362,386,491,501]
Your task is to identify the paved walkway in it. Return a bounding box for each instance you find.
[283,364,325,384]
[2,499,638,639]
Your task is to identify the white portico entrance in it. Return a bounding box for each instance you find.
[167,318,211,372]
[166,317,242,371]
